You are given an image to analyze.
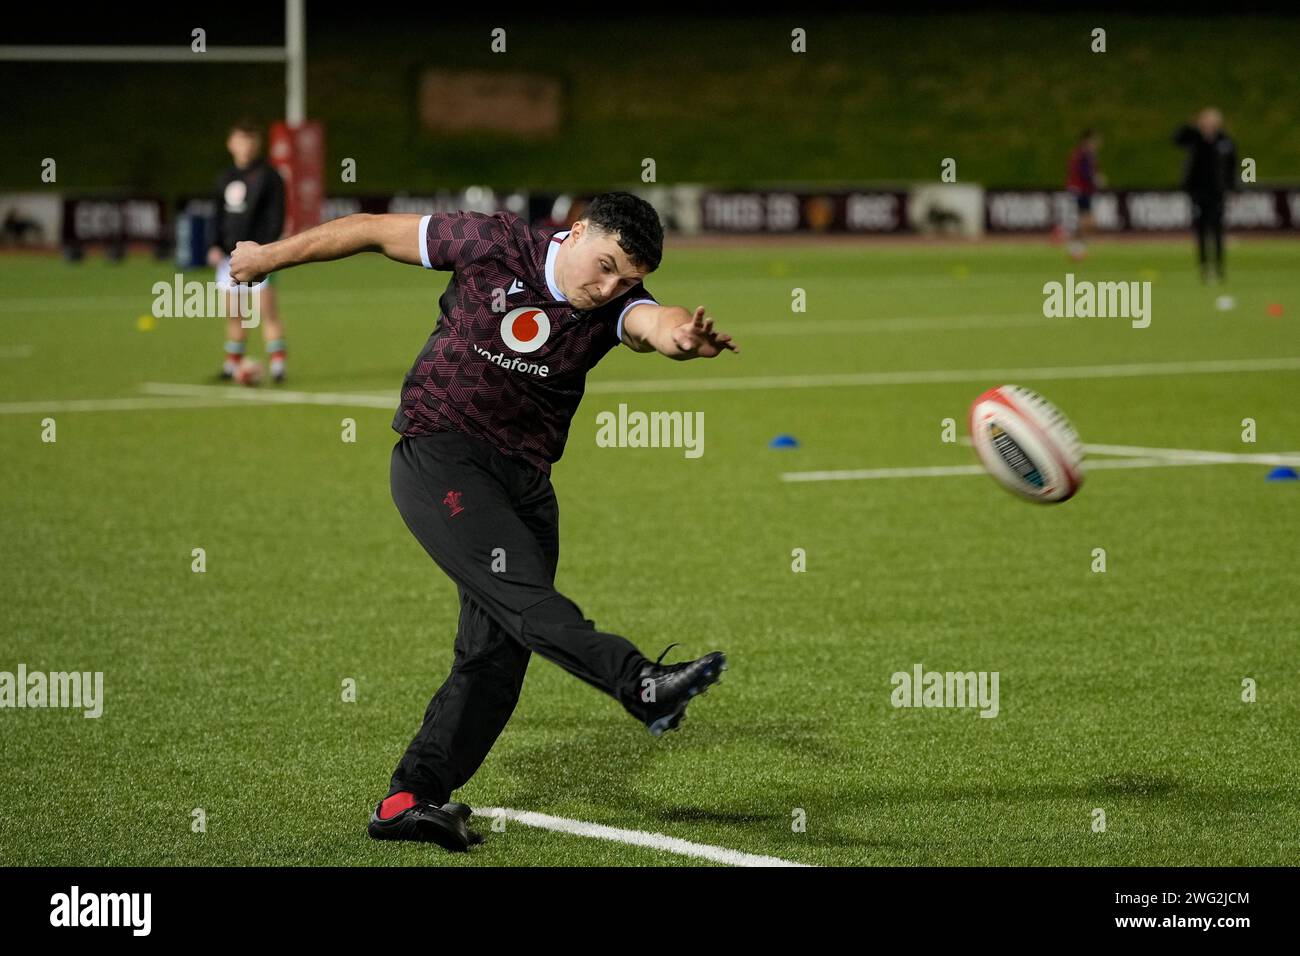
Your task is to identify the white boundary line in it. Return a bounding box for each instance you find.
[0,383,392,415]
[473,807,810,867]
[587,356,1300,395]
[0,288,435,313]
[959,437,1300,466]
[702,314,1055,336]
[135,354,1300,403]
[132,354,1300,407]
[0,395,258,414]
[1082,442,1300,466]
[781,446,1300,483]
[779,457,1221,483]
[2,353,1298,415]
[141,382,396,407]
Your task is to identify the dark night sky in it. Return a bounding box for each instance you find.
[3,1,1291,46]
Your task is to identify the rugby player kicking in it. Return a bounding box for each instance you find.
[229,192,738,851]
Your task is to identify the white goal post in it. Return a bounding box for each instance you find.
[0,0,306,122]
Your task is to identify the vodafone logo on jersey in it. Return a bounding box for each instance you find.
[499,307,551,354]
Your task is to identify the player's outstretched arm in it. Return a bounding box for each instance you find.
[229,213,423,283]
[622,304,739,360]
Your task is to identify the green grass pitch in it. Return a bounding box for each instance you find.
[1,236,1298,866]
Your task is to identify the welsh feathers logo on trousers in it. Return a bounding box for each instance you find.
[499,307,551,354]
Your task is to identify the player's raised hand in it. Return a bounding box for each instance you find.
[670,306,739,359]
[229,240,269,284]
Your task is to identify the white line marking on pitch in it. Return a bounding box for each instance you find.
[128,354,1300,409]
[141,382,396,407]
[473,807,810,867]
[780,456,1270,483]
[7,353,1299,416]
[956,437,1300,467]
[586,356,1300,395]
[0,288,432,312]
[726,314,1055,336]
[1082,442,1300,466]
[0,396,257,414]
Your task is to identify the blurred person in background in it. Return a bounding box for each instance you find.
[1065,129,1103,261]
[209,119,287,382]
[1174,107,1238,284]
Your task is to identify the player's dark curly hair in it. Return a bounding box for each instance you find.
[581,192,664,272]
[229,117,264,138]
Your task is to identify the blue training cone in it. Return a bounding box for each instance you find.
[1266,466,1298,481]
[770,434,800,449]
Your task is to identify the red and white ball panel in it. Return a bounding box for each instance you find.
[235,357,264,387]
[968,385,1084,503]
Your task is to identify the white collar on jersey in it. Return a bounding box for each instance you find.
[544,230,571,302]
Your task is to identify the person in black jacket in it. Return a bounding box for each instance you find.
[209,119,288,381]
[1174,108,1238,284]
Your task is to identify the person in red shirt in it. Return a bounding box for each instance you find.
[1065,129,1103,261]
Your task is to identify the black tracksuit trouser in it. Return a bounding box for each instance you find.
[1191,191,1225,277]
[386,430,650,805]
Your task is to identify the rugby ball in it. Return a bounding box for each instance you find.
[968,385,1083,503]
[234,357,264,387]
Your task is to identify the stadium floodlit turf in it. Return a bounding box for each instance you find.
[2,237,1297,866]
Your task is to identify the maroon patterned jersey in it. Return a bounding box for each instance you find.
[393,211,657,475]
